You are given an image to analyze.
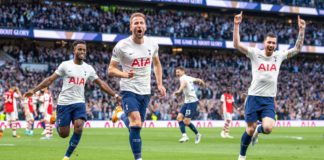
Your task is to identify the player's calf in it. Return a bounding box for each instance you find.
[252,124,261,146]
[129,126,142,160]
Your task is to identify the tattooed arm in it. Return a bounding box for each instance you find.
[287,15,306,58]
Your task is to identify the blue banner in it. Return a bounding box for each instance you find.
[0,28,33,37]
[173,38,225,48]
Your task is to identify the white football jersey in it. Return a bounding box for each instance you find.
[38,94,45,113]
[111,36,159,95]
[180,75,198,103]
[40,92,52,111]
[246,47,289,97]
[55,60,98,105]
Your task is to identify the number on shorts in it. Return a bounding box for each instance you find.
[185,109,191,116]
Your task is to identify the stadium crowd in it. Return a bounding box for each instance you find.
[237,0,324,8]
[0,2,323,46]
[0,42,323,121]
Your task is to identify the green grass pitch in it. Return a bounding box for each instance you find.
[1,127,323,160]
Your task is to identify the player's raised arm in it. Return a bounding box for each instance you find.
[233,11,248,55]
[287,15,306,59]
[24,73,59,98]
[153,56,166,97]
[93,78,121,102]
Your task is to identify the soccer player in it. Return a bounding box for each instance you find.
[173,66,204,144]
[220,86,235,139]
[108,12,166,160]
[38,90,47,135]
[24,40,121,160]
[233,11,306,160]
[39,87,54,140]
[23,95,37,136]
[4,86,22,138]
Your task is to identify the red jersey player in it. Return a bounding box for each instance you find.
[220,86,236,139]
[4,86,22,138]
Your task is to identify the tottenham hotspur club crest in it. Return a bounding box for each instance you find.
[274,56,277,62]
[148,49,151,56]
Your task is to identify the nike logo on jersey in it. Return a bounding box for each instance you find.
[258,63,277,71]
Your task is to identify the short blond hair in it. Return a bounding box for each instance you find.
[130,12,146,24]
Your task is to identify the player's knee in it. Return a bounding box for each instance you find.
[130,120,142,127]
[263,126,273,134]
[59,132,69,138]
[246,127,256,135]
[183,119,191,126]
[176,116,183,122]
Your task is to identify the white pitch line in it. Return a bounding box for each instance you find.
[0,144,15,146]
[286,136,303,140]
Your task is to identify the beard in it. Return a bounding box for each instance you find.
[77,53,85,61]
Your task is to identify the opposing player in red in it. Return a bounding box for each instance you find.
[4,86,22,138]
[220,86,236,139]
[24,95,37,136]
[39,87,54,140]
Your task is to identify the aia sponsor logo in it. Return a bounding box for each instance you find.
[258,63,277,71]
[131,57,151,67]
[68,77,85,85]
